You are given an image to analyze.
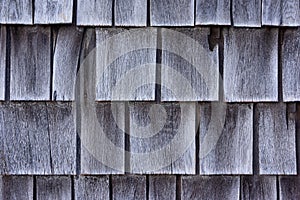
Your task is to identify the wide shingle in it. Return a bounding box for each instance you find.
[0,176,33,200]
[0,0,32,24]
[232,0,261,27]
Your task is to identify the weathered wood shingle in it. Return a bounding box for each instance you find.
[149,176,176,200]
[0,176,33,200]
[232,0,261,27]
[279,176,300,200]
[0,26,5,100]
[75,176,109,200]
[0,0,32,24]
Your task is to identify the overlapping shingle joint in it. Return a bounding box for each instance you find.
[0,0,300,199]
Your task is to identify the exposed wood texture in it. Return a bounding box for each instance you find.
[10,26,51,101]
[149,175,176,200]
[0,0,32,24]
[161,28,219,101]
[262,0,300,26]
[232,0,262,27]
[0,102,76,174]
[75,176,109,200]
[0,26,5,100]
[77,0,112,26]
[112,175,146,200]
[282,28,300,101]
[34,0,73,24]
[115,0,147,26]
[129,102,196,174]
[195,0,231,25]
[96,28,156,101]
[279,176,300,200]
[150,0,194,26]
[53,26,84,101]
[80,103,125,174]
[199,103,253,175]
[36,176,71,200]
[224,28,278,102]
[241,176,277,200]
[181,176,240,200]
[256,103,297,174]
[0,176,33,200]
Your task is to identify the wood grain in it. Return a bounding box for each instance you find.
[53,26,84,101]
[199,103,253,174]
[150,0,194,26]
[75,176,109,200]
[0,0,32,24]
[129,102,196,174]
[181,176,240,200]
[256,103,297,174]
[34,0,73,24]
[96,28,157,101]
[149,175,176,200]
[282,28,300,101]
[36,176,71,200]
[224,28,278,102]
[112,175,146,200]
[279,176,300,200]
[241,176,277,200]
[77,0,112,26]
[115,0,147,26]
[196,0,231,25]
[0,176,33,200]
[161,28,219,101]
[0,26,5,100]
[10,26,51,101]
[232,0,261,27]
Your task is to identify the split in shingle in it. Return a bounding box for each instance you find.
[0,0,32,24]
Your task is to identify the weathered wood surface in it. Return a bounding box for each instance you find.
[115,0,147,26]
[0,176,33,200]
[161,28,219,101]
[224,28,278,102]
[232,0,261,27]
[129,102,196,174]
[181,176,240,200]
[77,0,112,26]
[241,176,277,200]
[0,0,32,24]
[34,0,73,24]
[112,175,146,200]
[10,26,51,101]
[150,0,194,26]
[0,26,5,100]
[199,103,253,174]
[262,0,300,26]
[282,28,300,101]
[279,176,300,200]
[53,26,84,101]
[256,103,297,174]
[75,176,109,200]
[96,28,156,101]
[149,175,176,200]
[36,176,71,200]
[0,102,76,174]
[195,0,231,25]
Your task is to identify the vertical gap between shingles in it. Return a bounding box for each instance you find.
[147,0,151,26]
[72,0,77,25]
[276,176,280,200]
[32,0,35,24]
[112,0,115,26]
[146,175,149,200]
[253,103,259,175]
[218,27,224,101]
[109,175,113,200]
[125,102,130,174]
[195,103,200,174]
[193,0,196,25]
[278,28,284,102]
[155,28,162,103]
[176,175,181,200]
[71,175,75,200]
[50,27,54,101]
[230,0,234,26]
[33,176,37,200]
[296,103,300,174]
[5,26,10,101]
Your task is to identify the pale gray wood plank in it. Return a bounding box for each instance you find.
[75,176,109,200]
[112,175,146,200]
[195,0,231,25]
[282,28,300,101]
[10,26,51,101]
[96,28,157,101]
[0,26,6,100]
[224,28,278,102]
[129,102,196,174]
[77,0,112,26]
[0,0,32,24]
[36,176,71,200]
[53,26,84,101]
[161,28,219,101]
[149,175,176,200]
[0,176,33,200]
[181,176,240,200]
[279,176,300,200]
[241,176,277,200]
[263,0,300,26]
[199,103,253,175]
[115,0,147,26]
[233,0,261,27]
[34,0,73,24]
[256,103,297,174]
[150,0,194,26]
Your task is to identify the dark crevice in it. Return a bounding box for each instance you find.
[230,0,234,25]
[276,176,280,200]
[71,176,75,200]
[33,176,37,200]
[253,103,259,175]
[32,0,35,24]
[146,175,149,200]
[50,27,56,101]
[109,175,113,200]
[176,175,181,200]
[208,27,221,51]
[296,104,300,174]
[218,27,224,101]
[155,28,162,103]
[72,0,77,25]
[278,28,284,102]
[147,0,151,26]
[5,26,10,101]
[112,0,115,26]
[125,102,130,174]
[195,103,200,174]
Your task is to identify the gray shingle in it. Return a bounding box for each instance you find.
[279,176,300,200]
[0,176,33,200]
[0,26,5,100]
[0,0,32,24]
[232,0,261,27]
[149,176,176,200]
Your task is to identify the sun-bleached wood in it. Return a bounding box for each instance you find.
[0,0,32,24]
[232,0,261,27]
